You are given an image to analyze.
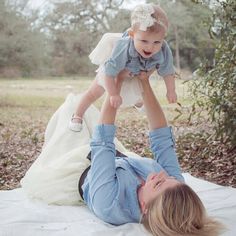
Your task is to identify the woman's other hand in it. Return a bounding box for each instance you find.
[137,69,155,81]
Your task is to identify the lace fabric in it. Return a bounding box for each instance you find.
[131,4,167,31]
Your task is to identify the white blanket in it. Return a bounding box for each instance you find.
[1,174,236,236]
[1,94,236,236]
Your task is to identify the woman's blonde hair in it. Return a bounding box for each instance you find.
[131,4,169,34]
[142,183,224,236]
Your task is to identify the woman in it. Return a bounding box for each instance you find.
[80,72,223,236]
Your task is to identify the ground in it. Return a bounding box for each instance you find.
[0,77,235,190]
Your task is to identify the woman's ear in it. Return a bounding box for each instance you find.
[140,200,147,215]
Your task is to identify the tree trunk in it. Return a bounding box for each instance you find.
[174,25,181,72]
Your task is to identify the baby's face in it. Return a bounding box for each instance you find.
[130,29,165,58]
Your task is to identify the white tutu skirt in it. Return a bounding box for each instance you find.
[89,33,143,108]
[20,94,127,206]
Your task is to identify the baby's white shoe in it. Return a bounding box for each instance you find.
[134,104,145,113]
[69,114,83,132]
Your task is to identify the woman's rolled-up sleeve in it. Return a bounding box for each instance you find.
[88,124,119,217]
[149,126,185,182]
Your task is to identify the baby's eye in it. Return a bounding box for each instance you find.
[141,40,148,43]
[154,41,161,44]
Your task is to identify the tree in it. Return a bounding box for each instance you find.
[189,0,236,147]
[148,0,214,71]
[41,0,127,75]
[0,0,47,77]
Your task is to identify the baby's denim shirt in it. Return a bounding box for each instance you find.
[104,33,175,78]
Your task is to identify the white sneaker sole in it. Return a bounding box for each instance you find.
[69,121,83,132]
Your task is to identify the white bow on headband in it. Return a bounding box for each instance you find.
[131,4,157,31]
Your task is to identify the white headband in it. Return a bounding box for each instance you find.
[131,4,166,31]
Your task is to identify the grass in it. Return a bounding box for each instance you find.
[1,77,235,189]
[0,77,193,159]
[0,77,192,124]
[0,77,192,190]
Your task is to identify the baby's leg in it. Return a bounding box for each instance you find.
[74,68,127,121]
[76,69,128,118]
[74,79,105,118]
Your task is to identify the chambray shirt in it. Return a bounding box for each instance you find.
[104,32,175,78]
[82,125,184,225]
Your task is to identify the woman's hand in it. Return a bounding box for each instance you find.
[137,69,155,82]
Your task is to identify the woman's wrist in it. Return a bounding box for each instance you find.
[105,75,117,96]
[140,78,151,91]
[99,95,117,125]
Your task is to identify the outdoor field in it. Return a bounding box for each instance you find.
[0,77,189,189]
[1,77,234,190]
[0,1,235,236]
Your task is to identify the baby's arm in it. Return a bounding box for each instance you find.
[103,39,130,108]
[104,75,122,109]
[157,41,177,103]
[163,74,177,103]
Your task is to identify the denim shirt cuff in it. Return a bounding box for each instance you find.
[161,69,175,77]
[92,124,116,143]
[149,126,175,146]
[104,63,117,78]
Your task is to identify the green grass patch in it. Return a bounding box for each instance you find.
[0,77,192,126]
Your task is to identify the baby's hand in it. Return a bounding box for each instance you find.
[166,90,177,103]
[110,95,122,108]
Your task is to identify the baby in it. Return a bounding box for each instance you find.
[69,3,177,131]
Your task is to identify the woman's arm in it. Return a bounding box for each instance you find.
[138,74,184,182]
[138,72,167,130]
[87,96,118,217]
[99,70,126,124]
[87,78,125,218]
[99,93,118,125]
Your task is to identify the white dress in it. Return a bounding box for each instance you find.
[89,33,143,108]
[20,94,128,206]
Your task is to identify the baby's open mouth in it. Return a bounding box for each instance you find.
[143,50,152,56]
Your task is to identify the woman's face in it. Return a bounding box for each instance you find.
[141,171,180,210]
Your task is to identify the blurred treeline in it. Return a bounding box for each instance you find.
[0,0,215,78]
